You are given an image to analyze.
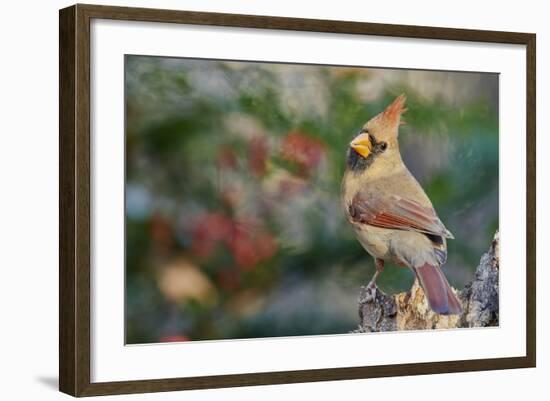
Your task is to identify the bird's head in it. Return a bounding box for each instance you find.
[347,94,407,173]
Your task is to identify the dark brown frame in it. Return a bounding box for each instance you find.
[59,3,536,397]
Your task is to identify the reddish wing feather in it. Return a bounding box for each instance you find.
[350,193,453,238]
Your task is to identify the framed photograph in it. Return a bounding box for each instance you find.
[59,4,536,397]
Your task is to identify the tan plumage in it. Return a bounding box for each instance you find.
[341,94,462,315]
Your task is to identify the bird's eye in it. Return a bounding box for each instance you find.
[379,141,388,152]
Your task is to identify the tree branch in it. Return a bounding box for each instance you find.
[355,231,499,332]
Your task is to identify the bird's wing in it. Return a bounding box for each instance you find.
[348,193,454,239]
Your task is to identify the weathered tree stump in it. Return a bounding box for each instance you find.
[356,231,499,332]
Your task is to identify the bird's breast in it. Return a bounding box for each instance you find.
[353,224,392,260]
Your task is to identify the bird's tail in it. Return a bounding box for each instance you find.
[414,263,462,315]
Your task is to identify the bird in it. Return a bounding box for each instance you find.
[341,94,462,315]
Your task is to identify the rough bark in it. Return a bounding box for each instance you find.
[355,231,499,332]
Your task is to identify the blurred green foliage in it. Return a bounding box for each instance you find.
[125,56,498,344]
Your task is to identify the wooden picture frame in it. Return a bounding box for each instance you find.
[59,3,536,397]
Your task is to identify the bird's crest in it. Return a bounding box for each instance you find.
[382,93,408,126]
[365,94,408,139]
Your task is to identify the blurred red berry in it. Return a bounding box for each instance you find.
[248,136,269,177]
[150,213,174,251]
[256,232,277,260]
[226,219,277,270]
[216,147,238,169]
[191,212,233,258]
[227,223,259,270]
[192,213,277,269]
[281,131,326,177]
[216,268,241,291]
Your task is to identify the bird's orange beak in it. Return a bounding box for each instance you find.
[350,133,372,158]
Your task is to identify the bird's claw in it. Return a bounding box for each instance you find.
[363,281,378,303]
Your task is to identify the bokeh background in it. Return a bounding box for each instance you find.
[125,55,498,344]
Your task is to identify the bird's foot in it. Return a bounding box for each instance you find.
[360,260,383,303]
[362,280,379,303]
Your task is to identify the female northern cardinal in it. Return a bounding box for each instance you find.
[341,94,462,315]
